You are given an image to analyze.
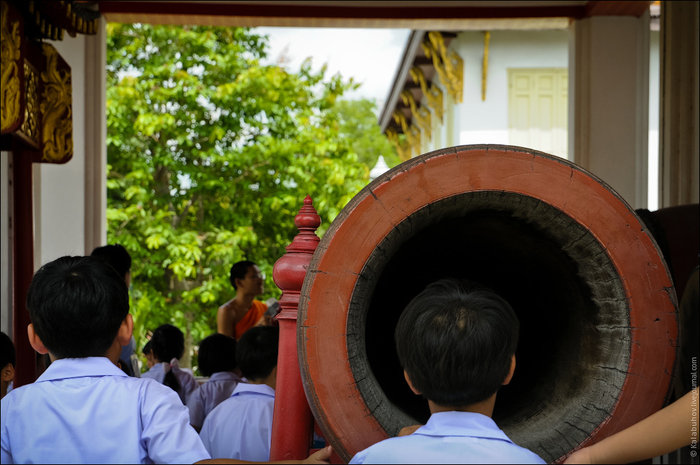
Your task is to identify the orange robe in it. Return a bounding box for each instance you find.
[234,300,267,339]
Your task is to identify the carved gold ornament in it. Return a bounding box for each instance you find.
[422,32,464,103]
[405,125,421,158]
[392,111,421,159]
[386,129,412,162]
[401,90,432,141]
[482,31,490,101]
[410,66,444,123]
[20,60,39,146]
[40,43,72,163]
[1,0,22,133]
[27,0,100,40]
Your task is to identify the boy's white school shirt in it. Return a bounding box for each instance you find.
[349,410,546,464]
[0,357,211,464]
[188,371,243,430]
[199,382,275,461]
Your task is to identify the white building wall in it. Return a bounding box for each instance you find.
[35,35,90,267]
[451,30,569,154]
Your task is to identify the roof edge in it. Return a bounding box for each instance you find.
[379,30,425,131]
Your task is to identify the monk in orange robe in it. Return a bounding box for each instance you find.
[217,260,267,340]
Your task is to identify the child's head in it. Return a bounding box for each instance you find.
[236,326,278,381]
[149,324,185,363]
[90,244,132,285]
[197,333,237,377]
[142,340,156,368]
[395,278,519,408]
[26,256,129,359]
[1,331,15,398]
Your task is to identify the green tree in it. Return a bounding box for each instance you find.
[106,23,394,370]
[332,99,401,169]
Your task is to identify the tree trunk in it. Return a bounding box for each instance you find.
[181,310,194,369]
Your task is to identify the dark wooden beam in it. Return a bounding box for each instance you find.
[97,2,590,20]
[585,1,651,17]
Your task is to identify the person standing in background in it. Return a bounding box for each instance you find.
[217,261,267,340]
[0,332,15,399]
[142,324,198,405]
[91,244,138,376]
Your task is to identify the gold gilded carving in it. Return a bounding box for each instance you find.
[400,90,432,141]
[392,111,408,134]
[405,124,421,158]
[410,66,444,123]
[24,0,98,42]
[422,32,464,103]
[40,43,72,163]
[392,111,421,159]
[20,60,39,145]
[1,0,22,133]
[386,129,412,162]
[482,31,490,101]
[406,125,421,156]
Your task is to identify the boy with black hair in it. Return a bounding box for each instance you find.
[200,326,279,461]
[90,244,132,284]
[0,332,15,399]
[350,278,544,464]
[189,333,243,431]
[0,256,210,463]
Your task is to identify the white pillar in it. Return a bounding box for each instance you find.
[84,17,108,252]
[569,13,650,208]
[39,35,89,263]
[659,0,699,208]
[38,19,107,263]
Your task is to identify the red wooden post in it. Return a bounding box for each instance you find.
[11,150,37,387]
[269,195,320,460]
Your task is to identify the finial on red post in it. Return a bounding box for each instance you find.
[295,195,322,237]
[273,195,321,319]
[270,195,320,460]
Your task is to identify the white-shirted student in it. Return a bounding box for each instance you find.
[200,326,279,461]
[349,279,544,464]
[188,333,243,431]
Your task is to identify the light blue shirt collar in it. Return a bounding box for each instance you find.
[209,371,243,383]
[35,357,126,382]
[231,382,275,398]
[416,411,514,443]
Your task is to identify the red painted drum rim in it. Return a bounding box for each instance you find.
[297,145,677,462]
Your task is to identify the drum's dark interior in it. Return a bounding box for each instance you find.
[365,209,600,426]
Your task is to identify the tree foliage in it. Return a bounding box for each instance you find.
[106,23,396,369]
[332,99,400,169]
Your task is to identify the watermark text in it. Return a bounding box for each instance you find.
[691,356,697,457]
